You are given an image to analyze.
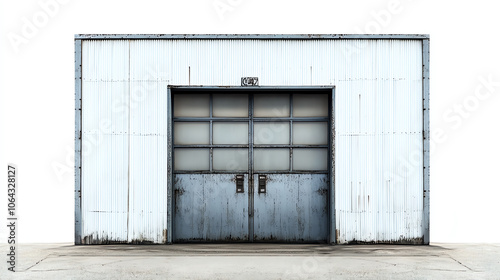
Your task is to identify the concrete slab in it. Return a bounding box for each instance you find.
[1,243,499,279]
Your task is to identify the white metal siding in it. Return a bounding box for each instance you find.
[81,39,423,244]
[128,40,169,242]
[335,41,423,243]
[81,40,130,243]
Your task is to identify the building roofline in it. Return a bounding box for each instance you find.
[75,34,429,40]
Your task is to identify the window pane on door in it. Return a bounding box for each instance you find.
[292,148,328,171]
[213,94,248,117]
[254,94,290,117]
[174,149,209,171]
[254,149,289,171]
[174,122,209,145]
[292,122,328,145]
[254,122,289,144]
[174,94,210,117]
[213,122,249,144]
[213,149,248,171]
[293,94,328,117]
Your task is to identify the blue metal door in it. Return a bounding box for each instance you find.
[174,174,249,241]
[172,89,331,243]
[253,174,328,242]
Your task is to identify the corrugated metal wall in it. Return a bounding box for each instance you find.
[81,39,423,244]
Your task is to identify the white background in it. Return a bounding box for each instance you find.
[0,0,499,243]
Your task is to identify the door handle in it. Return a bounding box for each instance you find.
[258,175,266,193]
[236,175,244,193]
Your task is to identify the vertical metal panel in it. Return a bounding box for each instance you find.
[334,40,424,244]
[80,38,426,244]
[422,39,430,244]
[74,39,82,244]
[128,40,169,243]
[81,40,130,243]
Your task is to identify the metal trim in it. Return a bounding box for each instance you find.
[174,145,328,148]
[173,171,329,175]
[248,94,254,242]
[173,117,329,122]
[174,118,248,122]
[167,88,173,244]
[170,86,337,91]
[329,87,336,244]
[174,171,250,174]
[289,94,294,172]
[422,38,430,245]
[175,145,249,148]
[74,39,82,245]
[255,145,328,148]
[75,34,430,40]
[209,94,213,172]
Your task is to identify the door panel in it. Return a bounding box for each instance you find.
[172,90,332,243]
[253,174,328,242]
[174,174,249,242]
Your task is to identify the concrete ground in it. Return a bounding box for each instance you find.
[0,243,499,279]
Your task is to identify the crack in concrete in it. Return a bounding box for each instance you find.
[426,268,468,272]
[29,268,74,272]
[448,255,474,272]
[23,254,52,272]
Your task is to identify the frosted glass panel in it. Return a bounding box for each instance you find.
[174,122,209,145]
[254,94,290,117]
[213,123,248,144]
[174,149,209,170]
[254,122,290,144]
[293,122,328,145]
[254,149,289,171]
[213,94,248,117]
[213,149,248,171]
[292,149,328,171]
[293,94,328,117]
[174,94,209,117]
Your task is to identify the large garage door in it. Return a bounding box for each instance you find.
[172,89,331,242]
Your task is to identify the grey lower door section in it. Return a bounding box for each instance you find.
[253,174,329,242]
[174,174,249,242]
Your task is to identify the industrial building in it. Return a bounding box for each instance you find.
[75,34,430,244]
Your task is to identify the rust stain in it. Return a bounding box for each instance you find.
[175,235,249,243]
[344,236,424,245]
[82,234,128,245]
[163,229,168,244]
[317,188,328,196]
[130,239,155,245]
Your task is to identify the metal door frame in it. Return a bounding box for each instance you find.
[167,86,336,244]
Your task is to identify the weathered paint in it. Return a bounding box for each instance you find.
[75,39,82,244]
[81,40,169,244]
[173,174,249,242]
[127,50,169,243]
[81,40,129,244]
[253,174,328,242]
[329,89,336,244]
[78,37,428,244]
[334,40,424,244]
[167,88,173,244]
[422,39,430,244]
